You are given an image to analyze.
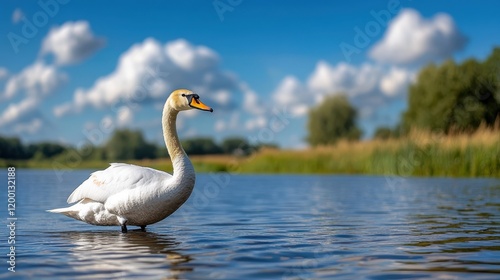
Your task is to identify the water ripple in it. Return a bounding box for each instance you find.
[0,171,499,279]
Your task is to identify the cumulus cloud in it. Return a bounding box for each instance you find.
[271,61,408,122]
[0,62,67,134]
[272,76,310,117]
[245,115,267,130]
[369,9,467,64]
[306,60,415,99]
[41,21,105,65]
[54,38,239,116]
[213,112,241,133]
[14,118,43,134]
[307,61,383,99]
[240,82,266,116]
[2,61,67,100]
[12,8,24,24]
[0,97,40,128]
[211,89,231,106]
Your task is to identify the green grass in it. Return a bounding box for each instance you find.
[0,155,236,173]
[236,128,500,177]
[2,128,499,178]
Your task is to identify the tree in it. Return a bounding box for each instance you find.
[307,94,362,146]
[104,129,157,160]
[29,142,67,159]
[403,48,500,133]
[221,137,252,155]
[0,136,26,159]
[181,137,222,155]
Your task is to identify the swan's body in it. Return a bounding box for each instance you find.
[48,89,213,232]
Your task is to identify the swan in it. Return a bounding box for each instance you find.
[48,89,213,232]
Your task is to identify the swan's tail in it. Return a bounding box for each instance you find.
[47,207,79,220]
[47,199,117,226]
[47,198,89,215]
[47,207,73,214]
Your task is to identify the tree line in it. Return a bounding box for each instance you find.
[0,130,278,161]
[307,47,500,145]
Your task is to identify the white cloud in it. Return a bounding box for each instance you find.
[245,115,267,130]
[0,97,40,128]
[0,68,8,80]
[271,62,387,120]
[14,118,43,134]
[165,39,218,71]
[54,38,239,116]
[369,9,467,64]
[307,61,382,99]
[380,67,415,97]
[272,76,310,117]
[0,61,67,134]
[53,103,73,117]
[211,89,231,106]
[240,82,266,116]
[2,61,67,100]
[213,112,241,132]
[41,21,105,65]
[85,108,134,133]
[12,8,24,24]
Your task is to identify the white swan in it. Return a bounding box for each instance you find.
[48,89,213,232]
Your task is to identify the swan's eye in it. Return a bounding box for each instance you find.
[181,94,186,97]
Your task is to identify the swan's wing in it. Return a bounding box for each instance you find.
[67,163,173,204]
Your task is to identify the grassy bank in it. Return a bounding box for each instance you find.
[0,155,234,173]
[2,128,499,178]
[238,128,500,177]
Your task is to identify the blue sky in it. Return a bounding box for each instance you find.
[1,0,499,149]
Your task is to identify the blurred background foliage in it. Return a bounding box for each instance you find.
[307,95,362,146]
[403,48,500,133]
[0,130,276,161]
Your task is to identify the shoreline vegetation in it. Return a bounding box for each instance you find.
[2,127,499,178]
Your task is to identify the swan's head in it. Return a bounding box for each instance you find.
[168,89,213,112]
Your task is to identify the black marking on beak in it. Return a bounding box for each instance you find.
[184,93,213,112]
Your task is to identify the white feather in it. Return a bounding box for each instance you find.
[67,163,172,204]
[47,89,211,230]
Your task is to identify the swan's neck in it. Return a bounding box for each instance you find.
[162,105,194,181]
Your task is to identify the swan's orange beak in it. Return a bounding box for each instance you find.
[189,96,213,112]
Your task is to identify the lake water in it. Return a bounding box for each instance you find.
[1,169,499,279]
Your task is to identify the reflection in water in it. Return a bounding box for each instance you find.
[49,230,192,279]
[397,185,500,275]
[2,171,500,279]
